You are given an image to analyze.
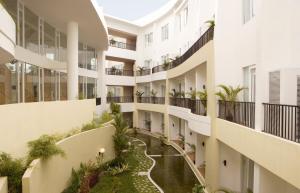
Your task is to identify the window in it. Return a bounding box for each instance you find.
[0,63,20,104]
[183,7,188,25]
[144,60,152,69]
[243,0,254,23]
[145,32,153,47]
[269,71,280,104]
[241,156,254,193]
[243,66,256,102]
[177,15,182,32]
[44,69,58,101]
[297,77,300,106]
[24,64,39,102]
[161,24,169,41]
[60,72,67,100]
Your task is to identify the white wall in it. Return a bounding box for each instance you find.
[0,177,7,193]
[0,100,96,157]
[219,143,242,192]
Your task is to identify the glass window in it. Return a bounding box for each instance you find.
[78,43,85,68]
[60,72,67,100]
[183,7,188,25]
[145,32,153,47]
[59,32,67,62]
[0,63,19,104]
[161,24,169,41]
[44,69,57,101]
[44,22,56,60]
[78,76,85,99]
[17,2,24,47]
[87,46,96,71]
[24,64,39,102]
[243,0,254,23]
[25,7,39,53]
[87,77,96,99]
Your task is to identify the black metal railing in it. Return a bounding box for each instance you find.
[105,68,134,76]
[151,26,214,74]
[169,98,207,116]
[107,96,134,103]
[109,41,136,51]
[137,97,165,104]
[136,69,151,76]
[263,103,300,143]
[218,101,255,129]
[96,97,101,106]
[152,65,166,73]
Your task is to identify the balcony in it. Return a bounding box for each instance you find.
[169,98,207,116]
[109,40,136,51]
[218,101,255,129]
[137,97,165,104]
[105,68,134,76]
[107,96,134,103]
[136,69,151,76]
[263,103,300,143]
[151,26,214,74]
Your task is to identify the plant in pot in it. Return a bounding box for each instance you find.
[137,66,145,75]
[215,84,244,121]
[110,38,116,45]
[192,184,205,193]
[186,143,196,153]
[135,90,144,102]
[162,59,170,70]
[197,89,208,116]
[187,89,197,100]
[111,66,117,75]
[151,89,157,103]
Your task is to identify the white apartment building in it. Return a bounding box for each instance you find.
[0,0,300,193]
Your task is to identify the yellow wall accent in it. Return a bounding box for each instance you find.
[0,177,8,193]
[0,100,96,157]
[216,119,300,189]
[22,125,116,193]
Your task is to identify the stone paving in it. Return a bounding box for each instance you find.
[131,139,161,193]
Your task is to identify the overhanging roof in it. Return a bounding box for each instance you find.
[23,0,109,50]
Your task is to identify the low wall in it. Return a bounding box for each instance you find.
[22,125,116,193]
[0,177,7,193]
[0,99,96,157]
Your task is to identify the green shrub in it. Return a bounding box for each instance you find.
[112,114,129,158]
[110,102,121,116]
[192,184,205,193]
[81,122,97,132]
[0,153,26,193]
[107,163,129,176]
[27,135,65,165]
[93,111,112,126]
[62,164,86,193]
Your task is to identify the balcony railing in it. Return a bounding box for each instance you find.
[109,40,136,51]
[169,98,207,116]
[136,69,151,76]
[151,26,214,74]
[107,96,134,103]
[137,97,165,104]
[105,68,134,76]
[218,101,255,129]
[263,103,300,143]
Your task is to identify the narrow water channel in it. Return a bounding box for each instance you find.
[135,133,199,193]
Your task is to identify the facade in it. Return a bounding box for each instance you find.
[0,0,300,193]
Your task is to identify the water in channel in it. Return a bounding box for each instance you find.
[134,133,199,193]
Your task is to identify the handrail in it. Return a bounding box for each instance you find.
[151,26,214,74]
[109,40,136,51]
[136,68,151,76]
[218,101,255,129]
[105,68,134,76]
[106,96,134,103]
[263,103,300,143]
[169,98,207,116]
[137,97,165,104]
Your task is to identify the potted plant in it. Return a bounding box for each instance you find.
[192,184,205,193]
[215,84,245,121]
[135,90,144,102]
[137,66,145,75]
[186,143,196,152]
[151,89,157,103]
[197,89,208,116]
[162,59,170,70]
[187,89,197,100]
[110,38,116,45]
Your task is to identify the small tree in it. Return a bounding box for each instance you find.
[198,89,208,115]
[112,114,129,158]
[110,102,121,116]
[135,90,144,102]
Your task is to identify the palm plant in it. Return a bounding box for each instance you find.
[135,90,144,102]
[198,89,208,115]
[215,84,245,121]
[112,114,129,158]
[162,59,170,70]
[150,89,157,98]
[110,102,121,116]
[137,66,145,75]
[187,89,197,100]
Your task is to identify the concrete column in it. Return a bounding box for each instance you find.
[67,21,79,100]
[96,50,106,114]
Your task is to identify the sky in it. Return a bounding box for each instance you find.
[97,0,170,21]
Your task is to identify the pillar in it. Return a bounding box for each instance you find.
[67,21,79,100]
